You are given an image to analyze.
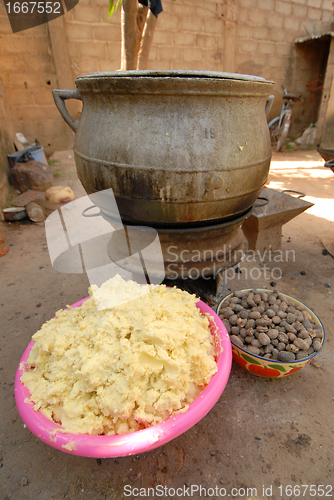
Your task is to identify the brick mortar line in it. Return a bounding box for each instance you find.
[65,21,118,27]
[162,0,223,18]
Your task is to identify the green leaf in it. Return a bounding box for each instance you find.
[268,363,286,373]
[241,353,261,365]
[108,0,123,16]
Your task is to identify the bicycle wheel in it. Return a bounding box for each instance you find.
[268,116,280,147]
[276,112,291,152]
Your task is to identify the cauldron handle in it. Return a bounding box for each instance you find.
[52,88,82,132]
[265,95,274,116]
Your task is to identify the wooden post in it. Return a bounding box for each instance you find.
[0,70,14,210]
[47,12,81,147]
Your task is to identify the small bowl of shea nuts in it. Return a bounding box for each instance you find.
[217,289,325,377]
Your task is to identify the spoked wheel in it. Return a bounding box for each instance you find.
[269,116,280,148]
[276,113,291,152]
[269,112,291,152]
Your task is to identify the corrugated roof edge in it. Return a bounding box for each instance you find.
[295,32,334,44]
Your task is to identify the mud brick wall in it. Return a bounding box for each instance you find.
[0,6,67,151]
[63,0,122,75]
[0,0,333,153]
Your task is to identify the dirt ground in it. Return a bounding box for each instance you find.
[0,148,333,500]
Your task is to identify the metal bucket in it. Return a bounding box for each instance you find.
[53,70,274,227]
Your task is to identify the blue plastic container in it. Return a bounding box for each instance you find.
[8,146,47,168]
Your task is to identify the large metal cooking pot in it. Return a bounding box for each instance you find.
[53,70,274,227]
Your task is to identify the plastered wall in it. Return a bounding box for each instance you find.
[0,0,333,153]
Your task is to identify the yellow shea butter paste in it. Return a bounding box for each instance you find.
[21,275,218,435]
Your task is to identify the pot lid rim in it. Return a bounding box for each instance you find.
[75,69,274,84]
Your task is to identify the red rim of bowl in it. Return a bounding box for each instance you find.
[15,297,232,458]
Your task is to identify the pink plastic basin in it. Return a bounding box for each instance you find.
[15,298,232,458]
